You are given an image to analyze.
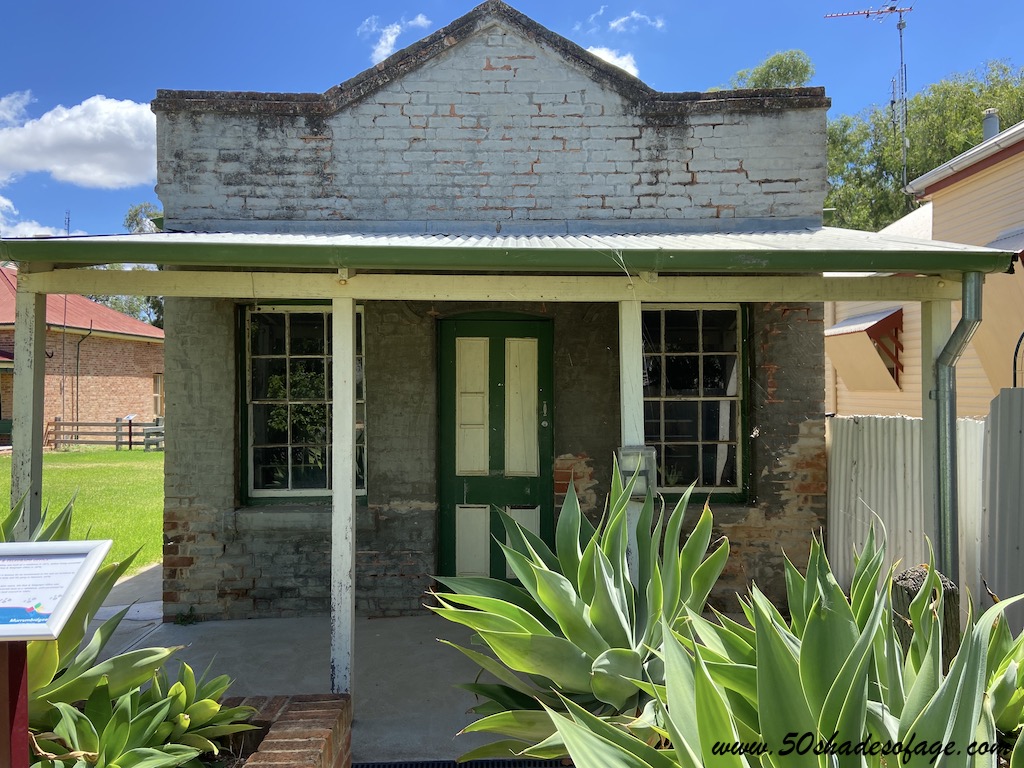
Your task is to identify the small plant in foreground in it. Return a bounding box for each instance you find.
[2,497,255,765]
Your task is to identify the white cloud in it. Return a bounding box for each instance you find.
[0,194,86,238]
[0,92,156,189]
[587,46,639,77]
[358,13,432,65]
[0,91,32,127]
[574,5,607,33]
[608,10,664,32]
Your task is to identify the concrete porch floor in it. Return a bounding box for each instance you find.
[98,565,495,763]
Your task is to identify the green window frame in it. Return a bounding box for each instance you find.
[642,304,745,495]
[245,305,365,498]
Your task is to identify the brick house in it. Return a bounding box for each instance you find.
[0,267,164,438]
[1,0,1011,693]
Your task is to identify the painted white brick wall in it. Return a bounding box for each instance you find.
[157,20,827,229]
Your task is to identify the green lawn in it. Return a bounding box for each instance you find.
[0,449,164,575]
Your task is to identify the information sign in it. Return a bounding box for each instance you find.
[0,540,112,641]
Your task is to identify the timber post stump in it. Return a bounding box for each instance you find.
[891,564,960,672]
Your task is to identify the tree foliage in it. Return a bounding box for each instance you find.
[827,61,1024,231]
[87,202,164,327]
[730,49,815,89]
[123,201,162,234]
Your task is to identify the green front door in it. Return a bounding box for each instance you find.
[439,317,554,577]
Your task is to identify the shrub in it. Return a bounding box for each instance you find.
[2,497,255,766]
[432,468,727,760]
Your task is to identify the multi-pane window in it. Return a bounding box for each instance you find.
[246,307,365,497]
[153,374,164,419]
[642,306,742,492]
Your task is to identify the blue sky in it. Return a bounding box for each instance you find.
[1,0,1020,236]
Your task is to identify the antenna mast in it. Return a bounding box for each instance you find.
[826,4,913,191]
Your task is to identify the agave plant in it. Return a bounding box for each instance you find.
[137,662,257,762]
[431,467,729,759]
[1,499,182,729]
[4,497,255,765]
[30,677,200,768]
[548,530,1024,767]
[983,592,1024,743]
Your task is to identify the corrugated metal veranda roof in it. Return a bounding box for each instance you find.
[0,225,1015,275]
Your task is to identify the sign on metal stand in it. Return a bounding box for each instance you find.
[0,540,112,768]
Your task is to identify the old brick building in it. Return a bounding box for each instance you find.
[0,267,164,436]
[2,1,1010,693]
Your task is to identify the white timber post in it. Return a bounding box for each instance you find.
[330,297,357,694]
[618,299,645,584]
[11,267,49,538]
[920,299,952,545]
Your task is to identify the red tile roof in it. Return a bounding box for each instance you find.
[0,267,164,341]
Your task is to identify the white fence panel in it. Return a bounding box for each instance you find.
[827,415,986,601]
[982,389,1024,632]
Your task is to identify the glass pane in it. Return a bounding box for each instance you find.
[251,359,287,400]
[356,402,366,429]
[356,357,364,401]
[703,355,738,396]
[291,404,328,444]
[702,444,737,487]
[250,313,286,356]
[701,401,737,442]
[253,447,288,490]
[355,311,363,356]
[643,356,662,397]
[641,311,661,353]
[292,446,328,489]
[290,359,326,400]
[356,442,366,491]
[664,311,698,352]
[252,404,288,445]
[643,401,661,443]
[663,444,698,488]
[290,313,325,355]
[703,310,738,352]
[666,356,699,396]
[664,401,698,439]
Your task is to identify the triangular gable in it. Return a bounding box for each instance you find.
[153,1,827,119]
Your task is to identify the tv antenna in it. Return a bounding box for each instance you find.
[826,4,913,191]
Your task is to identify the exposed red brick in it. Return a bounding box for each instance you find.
[0,327,162,428]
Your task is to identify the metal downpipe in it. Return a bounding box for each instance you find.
[935,271,983,583]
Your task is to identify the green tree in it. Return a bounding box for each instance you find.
[827,60,1024,231]
[123,201,162,233]
[87,202,165,327]
[731,49,814,89]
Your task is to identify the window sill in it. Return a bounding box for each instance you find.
[239,495,368,509]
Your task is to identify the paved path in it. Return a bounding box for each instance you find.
[99,565,493,763]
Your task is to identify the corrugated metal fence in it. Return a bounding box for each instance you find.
[982,389,1024,630]
[826,414,987,606]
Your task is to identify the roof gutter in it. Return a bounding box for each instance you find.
[934,270,983,583]
[0,239,1014,275]
[906,121,1024,197]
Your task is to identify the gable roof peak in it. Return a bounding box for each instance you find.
[152,3,828,118]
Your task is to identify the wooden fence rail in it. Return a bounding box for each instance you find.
[46,417,164,451]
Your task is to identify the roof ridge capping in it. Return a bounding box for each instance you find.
[152,0,829,117]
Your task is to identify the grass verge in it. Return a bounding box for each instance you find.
[0,448,163,575]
